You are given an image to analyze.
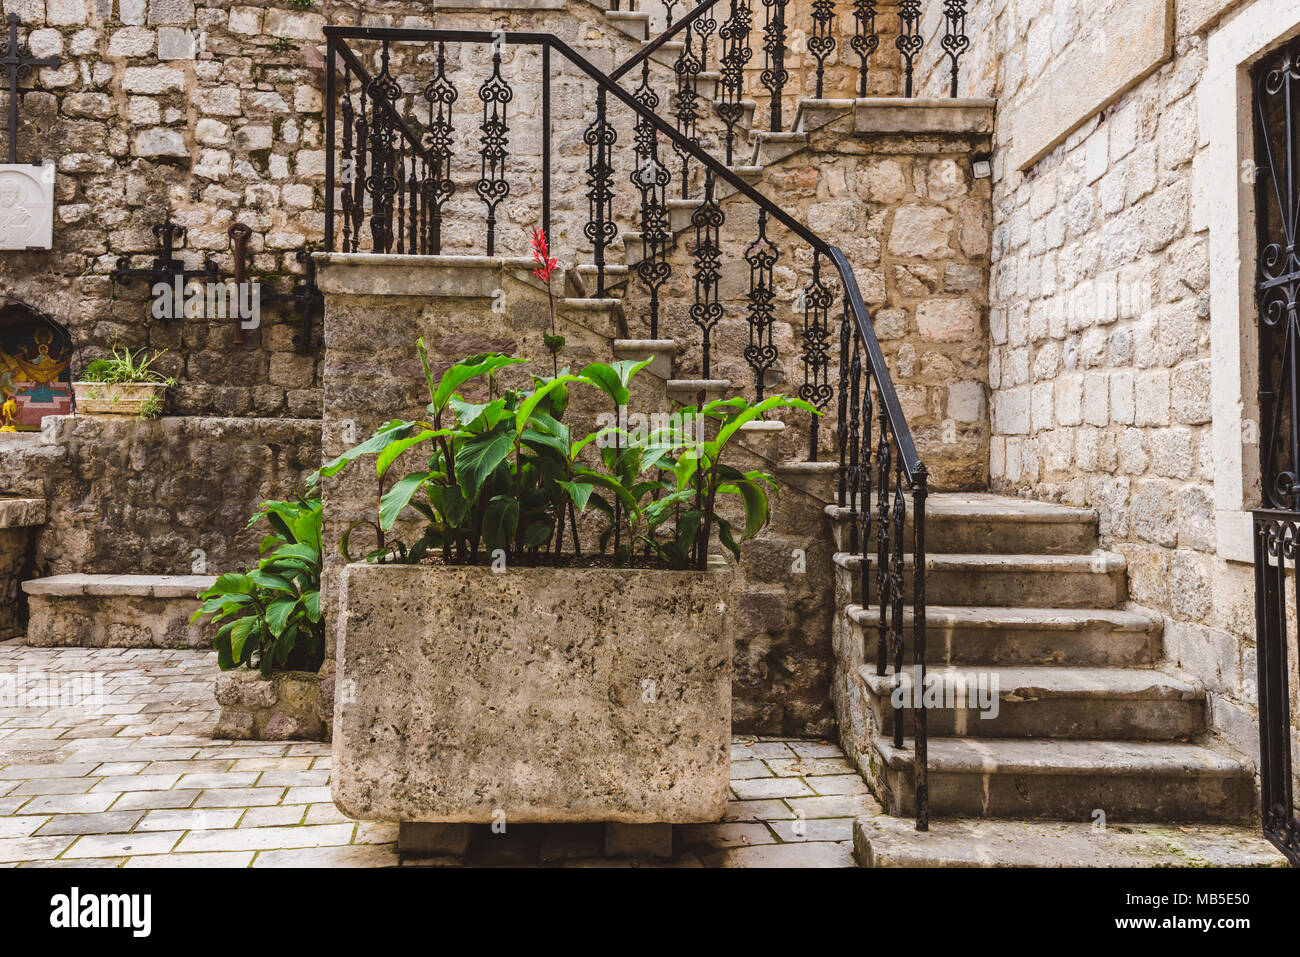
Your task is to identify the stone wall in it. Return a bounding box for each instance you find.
[984,0,1264,760]
[0,414,319,575]
[0,497,45,638]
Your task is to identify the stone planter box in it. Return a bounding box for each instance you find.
[214,669,327,741]
[332,562,733,825]
[72,381,168,416]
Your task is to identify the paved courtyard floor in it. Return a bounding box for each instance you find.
[0,643,876,867]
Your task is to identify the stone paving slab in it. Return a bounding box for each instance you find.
[0,643,873,868]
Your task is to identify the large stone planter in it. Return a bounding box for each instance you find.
[72,381,168,416]
[333,562,733,825]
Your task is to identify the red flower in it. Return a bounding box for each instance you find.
[531,227,558,286]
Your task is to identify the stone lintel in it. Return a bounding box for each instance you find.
[23,573,216,598]
[853,98,997,136]
[0,498,47,529]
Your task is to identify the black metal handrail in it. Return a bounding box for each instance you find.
[322,25,930,828]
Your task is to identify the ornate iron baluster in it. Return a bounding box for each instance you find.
[422,42,457,255]
[716,0,752,165]
[672,27,703,199]
[664,0,680,29]
[874,414,892,677]
[889,458,906,750]
[912,465,929,830]
[585,87,618,297]
[365,41,402,254]
[850,0,878,98]
[476,47,512,256]
[809,0,836,99]
[395,134,407,254]
[744,209,779,399]
[690,170,725,378]
[897,0,922,98]
[858,353,874,615]
[838,301,851,506]
[798,251,834,459]
[632,63,672,339]
[761,0,788,132]
[941,1,971,98]
[352,86,368,254]
[692,7,718,72]
[847,333,862,553]
[340,78,355,253]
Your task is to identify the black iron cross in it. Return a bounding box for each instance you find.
[261,247,324,353]
[0,14,61,164]
[111,219,219,322]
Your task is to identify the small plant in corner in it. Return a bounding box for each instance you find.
[192,496,324,676]
[268,36,296,54]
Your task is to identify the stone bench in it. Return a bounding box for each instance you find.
[22,574,216,649]
[1,498,48,640]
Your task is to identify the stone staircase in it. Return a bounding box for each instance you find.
[826,494,1278,865]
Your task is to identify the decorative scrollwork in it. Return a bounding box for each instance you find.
[799,251,835,456]
[808,0,837,99]
[897,0,923,98]
[476,49,512,255]
[421,42,457,255]
[744,209,779,398]
[585,88,618,296]
[716,0,753,165]
[940,0,971,98]
[632,63,672,339]
[690,171,725,378]
[761,0,788,132]
[850,0,879,98]
[672,28,703,199]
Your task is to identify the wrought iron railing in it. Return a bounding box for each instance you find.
[322,25,931,828]
[613,0,973,138]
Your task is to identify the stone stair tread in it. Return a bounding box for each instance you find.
[874,736,1250,778]
[0,497,47,528]
[846,604,1162,633]
[825,494,1099,524]
[23,573,216,598]
[859,665,1202,701]
[855,816,1285,868]
[834,551,1126,573]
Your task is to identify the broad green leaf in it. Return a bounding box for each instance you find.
[558,480,595,512]
[377,429,451,478]
[431,353,527,415]
[265,598,299,637]
[481,495,519,555]
[310,419,416,483]
[456,428,515,502]
[379,471,433,530]
[516,375,583,438]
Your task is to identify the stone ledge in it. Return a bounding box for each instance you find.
[313,252,548,298]
[0,498,47,529]
[851,98,997,135]
[23,573,215,598]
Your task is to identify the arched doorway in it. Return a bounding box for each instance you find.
[0,297,72,430]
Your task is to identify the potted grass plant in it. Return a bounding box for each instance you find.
[323,340,815,829]
[73,346,176,419]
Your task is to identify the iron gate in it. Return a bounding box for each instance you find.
[1253,34,1300,866]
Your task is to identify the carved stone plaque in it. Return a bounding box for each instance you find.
[0,163,54,250]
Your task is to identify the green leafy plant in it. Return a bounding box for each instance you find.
[135,393,165,421]
[192,496,324,675]
[317,343,818,570]
[268,36,296,54]
[79,346,176,386]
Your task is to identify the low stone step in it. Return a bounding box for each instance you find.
[825,494,1099,555]
[612,339,677,378]
[861,665,1205,740]
[834,551,1129,608]
[845,604,1162,667]
[854,816,1285,867]
[666,379,732,406]
[22,574,216,649]
[873,736,1255,823]
[605,9,650,40]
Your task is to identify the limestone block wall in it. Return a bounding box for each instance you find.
[984,0,1265,761]
[0,414,319,575]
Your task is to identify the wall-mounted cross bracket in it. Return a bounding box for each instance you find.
[111,219,219,322]
[261,246,324,353]
[0,14,61,165]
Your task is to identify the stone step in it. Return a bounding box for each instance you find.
[861,665,1205,740]
[854,816,1285,867]
[834,551,1129,608]
[604,9,650,40]
[845,604,1162,667]
[873,736,1256,823]
[825,494,1099,555]
[666,379,732,406]
[21,574,216,649]
[612,339,677,378]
